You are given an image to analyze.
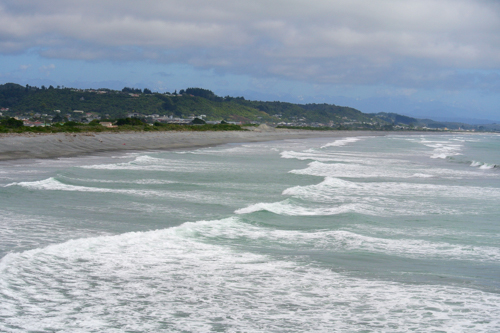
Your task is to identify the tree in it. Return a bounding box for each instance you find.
[122,87,141,94]
[191,117,206,124]
[184,87,222,101]
[52,114,64,123]
[161,96,175,111]
[0,117,23,128]
[63,121,79,127]
[116,117,145,126]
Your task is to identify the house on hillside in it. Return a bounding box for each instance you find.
[99,122,117,128]
[23,120,45,127]
[127,112,144,118]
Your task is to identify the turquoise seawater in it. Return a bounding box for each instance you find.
[1,133,499,332]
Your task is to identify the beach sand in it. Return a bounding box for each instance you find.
[0,128,400,161]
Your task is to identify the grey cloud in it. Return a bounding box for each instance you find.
[1,0,500,90]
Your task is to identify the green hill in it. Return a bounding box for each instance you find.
[371,112,477,130]
[0,82,486,131]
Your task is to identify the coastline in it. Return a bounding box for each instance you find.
[0,129,430,161]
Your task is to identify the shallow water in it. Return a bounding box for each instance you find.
[1,133,499,332]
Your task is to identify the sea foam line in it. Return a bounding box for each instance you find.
[6,177,237,204]
[235,196,460,217]
[79,155,232,172]
[284,177,500,201]
[289,160,497,179]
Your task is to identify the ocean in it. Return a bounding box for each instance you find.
[0,133,499,332]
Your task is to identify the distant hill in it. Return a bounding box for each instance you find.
[371,112,478,130]
[0,82,494,131]
[0,83,383,126]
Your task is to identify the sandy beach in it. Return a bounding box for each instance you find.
[0,128,409,161]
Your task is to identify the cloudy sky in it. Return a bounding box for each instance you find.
[1,0,499,122]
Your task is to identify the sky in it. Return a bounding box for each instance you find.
[1,0,500,123]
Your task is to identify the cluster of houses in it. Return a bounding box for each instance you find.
[126,113,241,125]
[276,115,379,128]
[1,107,242,127]
[0,109,104,127]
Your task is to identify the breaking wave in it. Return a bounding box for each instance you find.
[321,137,361,148]
[471,160,497,170]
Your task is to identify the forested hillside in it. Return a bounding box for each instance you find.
[0,83,487,131]
[0,83,382,125]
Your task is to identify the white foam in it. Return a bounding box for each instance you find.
[321,137,361,148]
[280,150,407,165]
[289,161,421,179]
[273,177,500,217]
[9,177,152,195]
[7,177,241,204]
[411,173,434,178]
[417,139,464,159]
[60,176,178,185]
[235,199,378,216]
[177,145,269,156]
[1,218,499,332]
[284,177,500,201]
[480,163,496,170]
[290,160,498,179]
[471,161,497,170]
[207,218,500,262]
[471,161,482,167]
[0,211,111,256]
[236,196,459,217]
[80,155,233,173]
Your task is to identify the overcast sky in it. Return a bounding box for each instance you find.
[1,0,500,122]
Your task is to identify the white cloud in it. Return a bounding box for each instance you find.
[1,0,499,90]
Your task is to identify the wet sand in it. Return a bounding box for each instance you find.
[0,129,404,161]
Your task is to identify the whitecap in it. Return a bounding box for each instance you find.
[7,177,242,204]
[234,200,374,216]
[470,160,498,170]
[290,160,497,179]
[321,137,361,148]
[284,177,500,201]
[80,154,233,172]
[235,194,460,217]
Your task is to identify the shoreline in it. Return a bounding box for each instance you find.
[0,129,439,161]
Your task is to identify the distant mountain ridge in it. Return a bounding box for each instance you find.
[370,112,483,130]
[0,82,497,131]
